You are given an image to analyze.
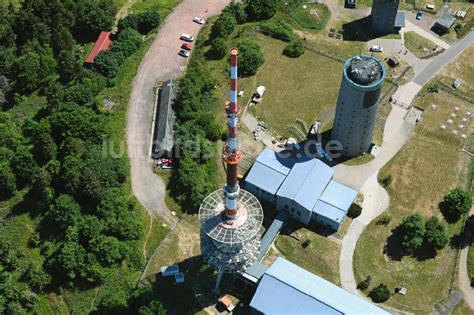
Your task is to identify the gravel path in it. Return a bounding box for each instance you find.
[126,0,230,224]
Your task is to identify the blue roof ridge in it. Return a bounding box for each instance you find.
[313,199,347,215]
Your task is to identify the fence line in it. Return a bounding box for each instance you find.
[438,83,474,105]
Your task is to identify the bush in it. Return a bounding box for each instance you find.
[381,175,392,188]
[357,275,372,291]
[210,37,228,59]
[236,40,265,77]
[442,188,472,222]
[226,2,247,24]
[302,239,311,248]
[378,214,391,226]
[370,283,390,303]
[259,20,294,42]
[427,84,438,93]
[347,204,362,219]
[283,39,305,58]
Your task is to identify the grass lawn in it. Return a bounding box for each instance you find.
[437,45,474,100]
[404,31,438,58]
[353,91,472,312]
[290,3,330,30]
[242,33,343,137]
[275,224,341,285]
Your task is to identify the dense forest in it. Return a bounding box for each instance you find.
[0,0,163,313]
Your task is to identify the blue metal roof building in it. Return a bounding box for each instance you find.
[312,181,359,227]
[244,149,293,198]
[277,158,334,211]
[250,257,389,315]
[244,149,357,230]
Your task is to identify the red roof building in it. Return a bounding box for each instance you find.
[85,31,111,65]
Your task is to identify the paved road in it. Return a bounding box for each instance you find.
[414,31,474,85]
[340,174,389,293]
[126,0,230,224]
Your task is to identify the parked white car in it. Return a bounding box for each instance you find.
[180,33,194,42]
[369,45,383,52]
[193,17,205,24]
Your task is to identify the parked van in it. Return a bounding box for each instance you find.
[452,79,462,90]
[180,33,194,42]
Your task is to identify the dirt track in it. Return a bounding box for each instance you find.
[126,0,230,224]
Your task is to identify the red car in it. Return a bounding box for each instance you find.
[181,42,192,50]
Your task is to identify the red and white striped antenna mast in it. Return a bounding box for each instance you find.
[223,48,243,219]
[199,48,263,292]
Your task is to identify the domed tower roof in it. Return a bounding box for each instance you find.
[345,55,383,86]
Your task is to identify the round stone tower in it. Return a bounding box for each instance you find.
[331,55,386,157]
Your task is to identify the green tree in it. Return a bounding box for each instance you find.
[237,40,265,77]
[245,0,281,21]
[424,216,449,250]
[48,103,104,144]
[12,51,41,94]
[94,50,124,79]
[212,12,237,37]
[59,155,84,195]
[30,119,57,166]
[139,300,166,315]
[0,162,16,200]
[11,146,37,186]
[442,188,472,222]
[370,283,390,303]
[58,49,81,84]
[24,261,51,291]
[51,24,75,55]
[399,214,425,251]
[75,0,117,37]
[196,112,222,141]
[47,194,81,231]
[97,188,142,241]
[79,215,103,243]
[227,1,247,24]
[118,14,140,32]
[283,39,305,58]
[90,235,123,266]
[113,28,143,56]
[137,11,161,34]
[173,157,215,209]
